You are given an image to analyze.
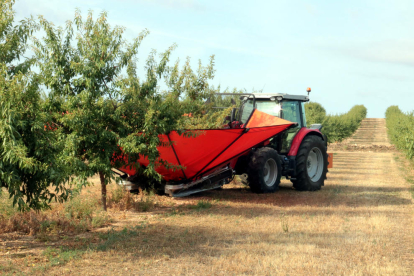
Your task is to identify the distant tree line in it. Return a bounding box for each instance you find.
[385,106,414,160]
[305,102,367,143]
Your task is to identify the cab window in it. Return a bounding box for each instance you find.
[281,101,302,127]
[280,100,302,153]
[240,99,281,123]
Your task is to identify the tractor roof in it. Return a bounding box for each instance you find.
[251,93,309,102]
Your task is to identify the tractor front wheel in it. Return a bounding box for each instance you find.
[247,147,282,193]
[291,135,327,191]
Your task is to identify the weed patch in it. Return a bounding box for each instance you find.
[96,224,146,251]
[0,261,19,274]
[110,185,126,204]
[132,190,155,212]
[392,152,414,199]
[189,200,213,211]
[0,192,111,236]
[64,195,111,231]
[107,185,133,210]
[0,188,19,219]
[42,247,86,267]
[280,213,289,233]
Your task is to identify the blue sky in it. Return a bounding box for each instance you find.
[14,0,414,118]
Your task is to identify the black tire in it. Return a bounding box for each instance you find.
[291,135,328,191]
[247,147,282,193]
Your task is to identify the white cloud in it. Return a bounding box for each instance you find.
[325,40,414,67]
[150,29,280,59]
[353,71,411,82]
[13,0,103,25]
[122,0,205,11]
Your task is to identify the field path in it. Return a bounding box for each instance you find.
[2,119,413,275]
[344,118,389,145]
[322,118,414,274]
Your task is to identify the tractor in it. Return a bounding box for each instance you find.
[226,90,329,193]
[113,88,330,196]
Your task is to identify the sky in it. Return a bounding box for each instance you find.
[13,0,414,118]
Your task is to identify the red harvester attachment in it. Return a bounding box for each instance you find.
[115,109,295,196]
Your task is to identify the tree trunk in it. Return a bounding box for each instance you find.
[99,171,107,211]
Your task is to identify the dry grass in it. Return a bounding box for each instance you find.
[0,188,111,238]
[1,119,414,275]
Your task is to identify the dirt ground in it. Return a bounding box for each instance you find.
[1,118,413,275]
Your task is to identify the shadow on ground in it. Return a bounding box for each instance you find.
[171,182,412,209]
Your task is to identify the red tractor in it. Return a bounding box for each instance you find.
[114,89,330,196]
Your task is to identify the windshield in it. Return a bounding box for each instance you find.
[240,99,281,123]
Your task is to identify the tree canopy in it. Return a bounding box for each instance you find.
[1,0,76,210]
[1,1,227,211]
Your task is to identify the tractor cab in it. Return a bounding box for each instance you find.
[235,93,310,154]
[212,88,329,192]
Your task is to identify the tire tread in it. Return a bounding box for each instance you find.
[291,135,327,191]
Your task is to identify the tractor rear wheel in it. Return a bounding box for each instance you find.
[291,135,327,191]
[247,147,282,193]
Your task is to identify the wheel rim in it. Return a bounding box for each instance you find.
[263,158,278,187]
[307,147,324,182]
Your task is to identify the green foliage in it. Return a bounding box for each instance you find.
[0,191,111,236]
[0,0,36,75]
[96,225,145,251]
[110,185,126,204]
[323,105,367,143]
[179,89,245,129]
[64,194,110,229]
[133,190,155,212]
[0,0,78,211]
[280,213,289,233]
[385,106,414,159]
[0,188,18,218]
[33,10,148,190]
[64,196,97,221]
[42,247,85,267]
[304,102,326,125]
[1,3,225,211]
[305,102,367,143]
[189,200,213,211]
[32,10,222,204]
[180,106,234,129]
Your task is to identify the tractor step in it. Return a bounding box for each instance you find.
[165,167,233,197]
[171,184,223,197]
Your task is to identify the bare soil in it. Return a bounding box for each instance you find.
[1,118,413,275]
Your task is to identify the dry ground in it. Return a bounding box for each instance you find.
[1,118,413,275]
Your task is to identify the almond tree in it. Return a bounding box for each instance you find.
[34,10,218,210]
[0,0,76,210]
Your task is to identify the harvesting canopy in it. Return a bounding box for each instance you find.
[118,109,295,181]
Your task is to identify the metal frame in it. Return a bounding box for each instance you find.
[167,133,188,180]
[213,93,256,119]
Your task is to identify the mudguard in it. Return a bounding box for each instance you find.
[287,128,325,157]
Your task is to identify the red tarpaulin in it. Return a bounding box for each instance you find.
[118,109,294,181]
